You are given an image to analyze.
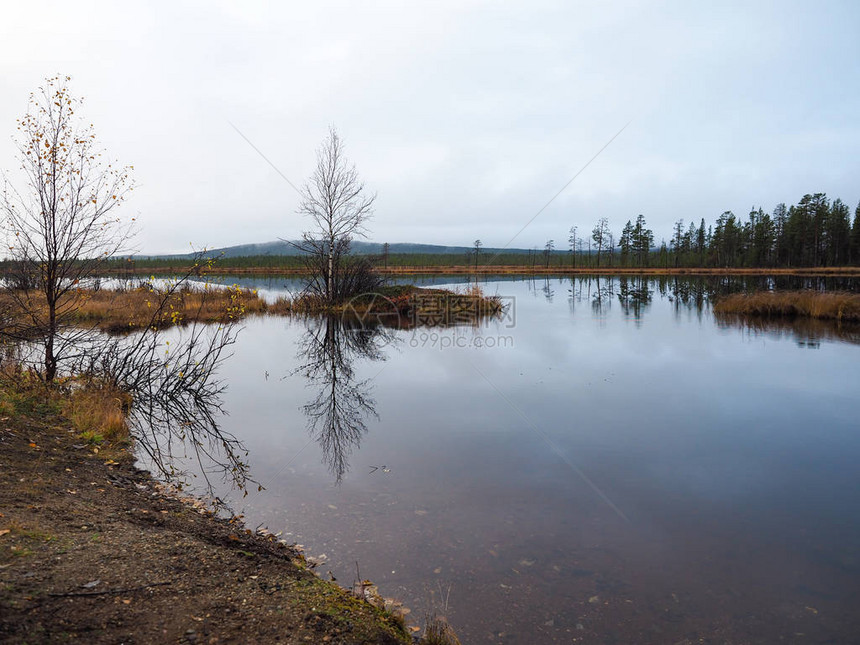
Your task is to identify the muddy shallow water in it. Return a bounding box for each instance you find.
[152,275,860,644]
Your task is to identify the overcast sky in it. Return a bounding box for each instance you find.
[1,1,858,254]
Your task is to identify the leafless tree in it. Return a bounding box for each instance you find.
[1,76,135,381]
[294,127,376,304]
[293,236,383,304]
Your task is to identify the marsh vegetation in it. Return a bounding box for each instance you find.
[713,289,860,321]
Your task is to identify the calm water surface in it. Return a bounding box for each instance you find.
[159,276,860,644]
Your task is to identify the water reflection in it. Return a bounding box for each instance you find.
[159,273,860,644]
[86,322,254,498]
[294,316,394,482]
[714,313,860,348]
[567,276,616,318]
[617,276,652,321]
[541,277,555,303]
[564,275,860,347]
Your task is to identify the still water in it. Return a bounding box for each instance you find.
[163,275,860,643]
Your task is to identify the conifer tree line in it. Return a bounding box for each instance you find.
[562,193,860,268]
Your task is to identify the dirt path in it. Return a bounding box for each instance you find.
[0,409,412,644]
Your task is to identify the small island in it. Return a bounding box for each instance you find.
[714,290,860,322]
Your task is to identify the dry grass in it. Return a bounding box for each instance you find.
[0,363,134,448]
[458,283,504,313]
[61,381,132,445]
[0,282,499,333]
[421,614,462,645]
[72,284,291,331]
[0,364,58,419]
[290,284,504,325]
[713,290,860,322]
[0,285,292,334]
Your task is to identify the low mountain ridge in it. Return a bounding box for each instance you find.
[138,240,538,259]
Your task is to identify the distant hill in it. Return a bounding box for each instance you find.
[139,240,540,259]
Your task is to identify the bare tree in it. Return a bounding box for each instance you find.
[473,239,483,271]
[295,127,376,304]
[293,235,383,305]
[1,76,135,381]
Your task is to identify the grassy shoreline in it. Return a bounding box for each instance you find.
[713,290,860,322]
[73,284,290,332]
[1,283,504,333]
[0,373,459,643]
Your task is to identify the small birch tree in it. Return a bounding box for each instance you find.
[296,128,376,304]
[1,76,135,382]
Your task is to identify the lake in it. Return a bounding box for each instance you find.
[152,274,860,644]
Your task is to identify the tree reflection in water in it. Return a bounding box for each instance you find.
[617,275,652,322]
[713,313,860,348]
[294,316,395,483]
[81,321,255,502]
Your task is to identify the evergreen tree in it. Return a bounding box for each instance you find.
[825,198,851,265]
[558,191,854,270]
[784,203,808,266]
[633,214,653,267]
[685,221,696,257]
[591,218,610,267]
[544,239,555,268]
[658,240,668,268]
[712,211,740,266]
[773,203,788,264]
[799,193,830,266]
[671,219,684,267]
[851,201,860,266]
[724,211,742,266]
[619,220,634,267]
[748,207,774,267]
